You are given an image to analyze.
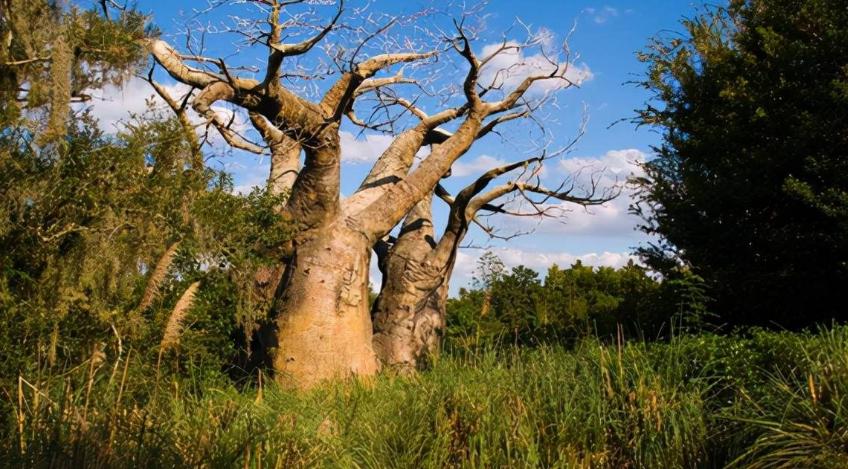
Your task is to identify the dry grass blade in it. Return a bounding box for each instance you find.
[138,241,181,311]
[160,281,200,351]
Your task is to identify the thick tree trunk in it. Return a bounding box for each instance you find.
[372,263,449,371]
[271,221,378,388]
[371,198,450,370]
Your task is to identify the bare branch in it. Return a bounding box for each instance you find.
[250,113,302,196]
[476,110,529,139]
[146,38,328,141]
[249,111,284,144]
[320,49,439,121]
[4,56,50,66]
[145,39,231,89]
[354,73,417,98]
[454,21,484,110]
[192,82,266,154]
[263,0,344,86]
[269,0,343,57]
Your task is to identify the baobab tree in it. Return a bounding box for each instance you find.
[144,0,593,388]
[371,130,619,371]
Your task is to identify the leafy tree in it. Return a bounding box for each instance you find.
[0,2,296,386]
[445,287,487,343]
[490,265,545,344]
[633,0,848,327]
[543,262,591,333]
[473,251,507,291]
[1,0,165,375]
[445,252,506,347]
[1,0,149,134]
[542,260,672,338]
[445,255,706,346]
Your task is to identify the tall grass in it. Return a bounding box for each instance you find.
[725,328,848,468]
[2,327,847,468]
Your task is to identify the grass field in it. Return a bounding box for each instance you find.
[3,327,847,468]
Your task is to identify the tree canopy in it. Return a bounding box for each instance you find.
[446,254,709,346]
[633,0,848,328]
[0,0,297,381]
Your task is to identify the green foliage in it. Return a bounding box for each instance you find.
[189,183,294,331]
[0,110,293,380]
[0,1,150,132]
[1,111,192,372]
[665,327,848,468]
[489,265,545,342]
[0,0,297,390]
[3,2,847,467]
[447,253,710,347]
[727,328,848,468]
[633,0,848,328]
[4,327,848,468]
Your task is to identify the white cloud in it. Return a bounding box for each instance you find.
[531,27,556,49]
[231,160,271,195]
[559,148,646,187]
[450,154,509,177]
[483,247,635,271]
[369,254,382,292]
[84,77,184,132]
[479,41,592,96]
[450,247,637,289]
[85,77,253,152]
[585,6,619,24]
[340,131,395,164]
[364,149,650,294]
[368,244,637,294]
[86,78,278,195]
[208,105,254,145]
[489,149,648,238]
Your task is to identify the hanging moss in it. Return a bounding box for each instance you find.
[41,28,72,144]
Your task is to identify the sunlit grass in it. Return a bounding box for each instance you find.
[3,327,847,468]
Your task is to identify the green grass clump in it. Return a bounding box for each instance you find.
[725,328,848,469]
[3,327,848,468]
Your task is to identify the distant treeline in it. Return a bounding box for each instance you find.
[446,254,709,347]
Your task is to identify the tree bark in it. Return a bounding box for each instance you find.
[250,114,301,321]
[372,197,451,370]
[372,261,450,371]
[370,151,612,370]
[270,221,378,388]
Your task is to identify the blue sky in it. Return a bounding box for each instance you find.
[91,0,702,291]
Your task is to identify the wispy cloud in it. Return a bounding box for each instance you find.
[339,131,395,164]
[584,6,619,25]
[450,154,510,177]
[84,77,183,132]
[84,77,256,152]
[479,40,593,96]
[368,244,638,294]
